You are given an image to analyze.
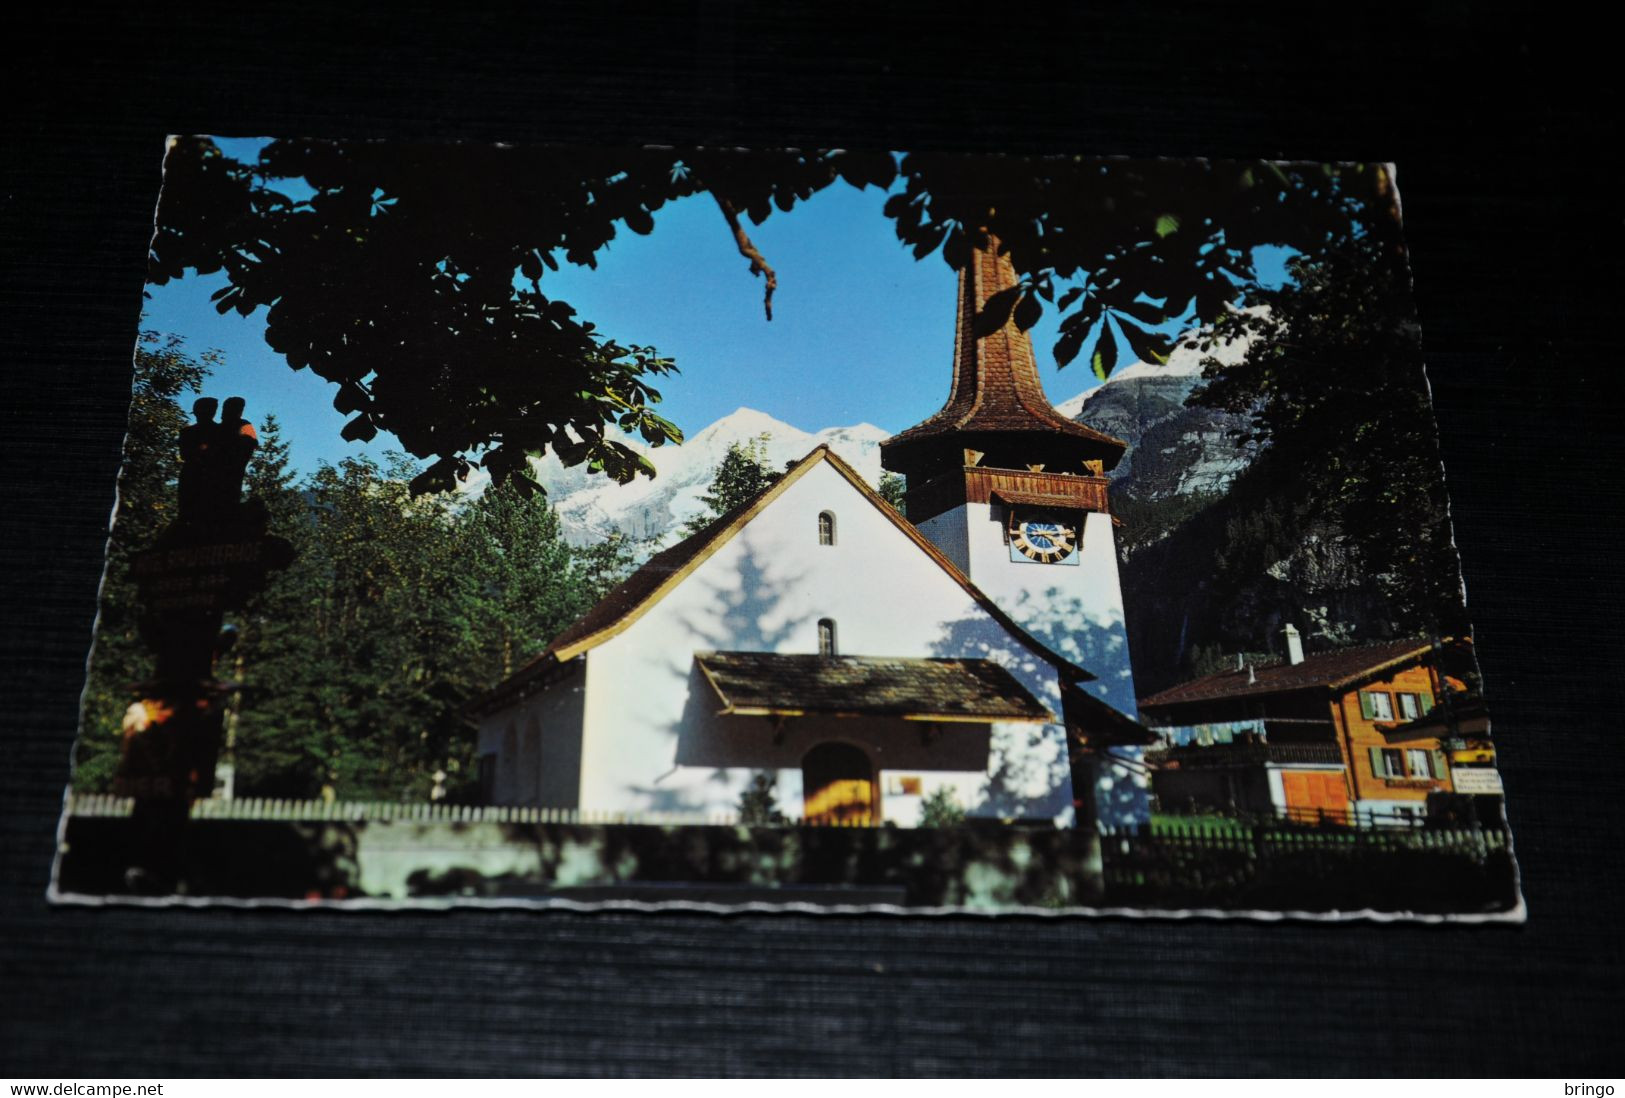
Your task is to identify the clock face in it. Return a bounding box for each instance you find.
[1008,511,1079,564]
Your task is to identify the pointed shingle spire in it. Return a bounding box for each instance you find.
[881,237,1126,483]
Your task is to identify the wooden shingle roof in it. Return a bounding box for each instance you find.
[881,240,1126,473]
[695,651,1054,723]
[1138,637,1438,711]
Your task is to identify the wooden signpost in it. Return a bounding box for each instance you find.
[112,397,293,889]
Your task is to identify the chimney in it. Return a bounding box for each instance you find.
[1284,623,1304,666]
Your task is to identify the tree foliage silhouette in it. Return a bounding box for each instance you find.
[1186,228,1467,636]
[878,471,907,515]
[150,140,1392,494]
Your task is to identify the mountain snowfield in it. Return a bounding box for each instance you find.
[517,408,891,547]
[481,312,1263,548]
[1053,357,1201,420]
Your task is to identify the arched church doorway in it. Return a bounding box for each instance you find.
[802,742,876,826]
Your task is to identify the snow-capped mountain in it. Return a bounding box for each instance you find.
[513,313,1261,548]
[527,408,888,547]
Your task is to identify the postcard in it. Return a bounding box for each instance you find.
[51,139,1522,919]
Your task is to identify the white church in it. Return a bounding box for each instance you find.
[468,241,1153,830]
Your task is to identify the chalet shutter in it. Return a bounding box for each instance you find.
[1359,692,1376,720]
[1368,747,1386,777]
[1431,749,1449,780]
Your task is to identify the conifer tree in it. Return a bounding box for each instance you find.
[225,415,329,795]
[1188,234,1467,636]
[878,472,907,515]
[460,479,621,683]
[682,435,782,536]
[737,772,787,826]
[218,454,637,801]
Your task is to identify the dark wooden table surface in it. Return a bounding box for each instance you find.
[5,4,1620,1076]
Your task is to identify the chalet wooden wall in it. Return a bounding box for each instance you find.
[4,3,1620,1076]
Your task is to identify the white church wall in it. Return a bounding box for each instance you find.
[1090,749,1152,829]
[960,504,1138,717]
[938,501,1149,827]
[875,770,986,827]
[572,459,1075,824]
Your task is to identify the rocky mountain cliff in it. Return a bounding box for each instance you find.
[1060,325,1258,505]
[1064,322,1401,693]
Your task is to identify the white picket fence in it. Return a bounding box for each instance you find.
[65,792,759,827]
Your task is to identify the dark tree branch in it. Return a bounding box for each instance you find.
[713,192,777,321]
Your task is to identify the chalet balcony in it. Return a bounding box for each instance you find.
[1146,742,1344,770]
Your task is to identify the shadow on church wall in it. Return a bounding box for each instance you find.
[616,539,812,812]
[925,612,1071,822]
[1090,748,1151,830]
[930,601,1148,828]
[680,537,810,654]
[1002,586,1137,715]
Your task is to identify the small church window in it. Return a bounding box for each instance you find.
[818,618,837,657]
[818,511,836,546]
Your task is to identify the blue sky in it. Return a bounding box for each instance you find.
[141,143,1287,478]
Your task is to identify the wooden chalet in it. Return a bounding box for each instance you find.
[1138,631,1469,825]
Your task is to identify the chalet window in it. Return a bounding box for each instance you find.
[818,618,838,657]
[1370,747,1406,779]
[1406,748,1435,779]
[818,511,836,546]
[1397,692,1422,720]
[1359,690,1395,721]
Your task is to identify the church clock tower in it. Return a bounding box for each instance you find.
[882,239,1139,718]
